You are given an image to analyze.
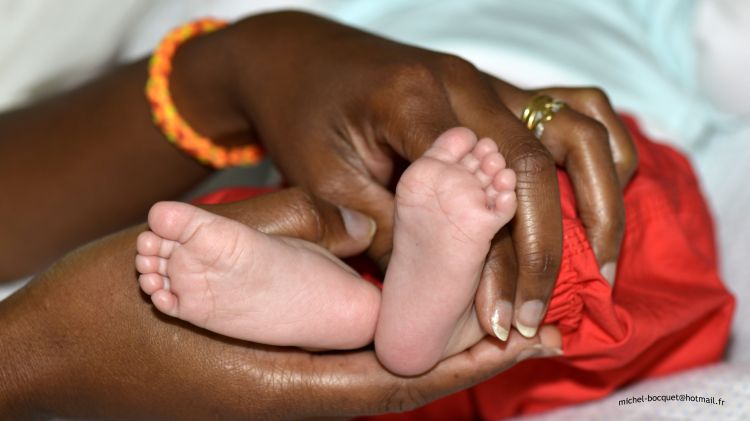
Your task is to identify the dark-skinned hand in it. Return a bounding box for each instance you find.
[0,188,562,419]
[184,11,638,339]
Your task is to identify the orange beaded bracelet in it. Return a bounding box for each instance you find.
[146,18,263,169]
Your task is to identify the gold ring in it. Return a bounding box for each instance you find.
[520,94,566,139]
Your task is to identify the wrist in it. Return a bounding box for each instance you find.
[220,11,342,123]
[168,23,253,149]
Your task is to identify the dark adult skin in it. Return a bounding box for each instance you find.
[0,188,563,419]
[0,10,636,418]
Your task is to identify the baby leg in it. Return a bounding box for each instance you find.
[375,127,517,376]
[136,201,380,350]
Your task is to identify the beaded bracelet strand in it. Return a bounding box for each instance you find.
[146,18,263,169]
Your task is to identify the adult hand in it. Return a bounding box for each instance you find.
[490,81,638,269]
[0,188,561,419]
[189,11,636,340]
[472,82,638,339]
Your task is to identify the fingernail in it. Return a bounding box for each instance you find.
[491,300,513,341]
[339,207,376,241]
[600,262,617,286]
[515,344,544,362]
[516,300,544,338]
[542,346,564,357]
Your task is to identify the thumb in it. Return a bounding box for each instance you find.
[271,190,377,257]
[321,179,396,267]
[324,205,377,257]
[204,188,375,256]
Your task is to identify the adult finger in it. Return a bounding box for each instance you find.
[204,190,565,415]
[286,326,562,418]
[490,80,627,282]
[370,59,464,162]
[366,67,462,265]
[440,57,563,339]
[206,187,375,257]
[313,164,398,267]
[475,229,517,341]
[19,220,557,419]
[538,109,623,280]
[540,87,639,188]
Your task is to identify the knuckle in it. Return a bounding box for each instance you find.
[436,53,478,76]
[518,250,561,280]
[580,197,626,251]
[505,142,555,177]
[581,86,612,107]
[377,62,445,122]
[285,188,325,241]
[584,206,625,239]
[572,118,609,145]
[618,141,640,175]
[383,61,442,95]
[285,186,315,207]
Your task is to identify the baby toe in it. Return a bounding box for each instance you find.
[136,231,160,256]
[151,289,179,317]
[137,231,177,258]
[475,167,493,188]
[424,127,478,163]
[139,273,166,294]
[135,255,168,275]
[460,153,481,172]
[480,153,506,178]
[492,168,517,192]
[485,185,500,206]
[472,137,498,160]
[493,190,517,219]
[147,201,200,243]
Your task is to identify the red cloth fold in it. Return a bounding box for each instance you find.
[195,115,734,420]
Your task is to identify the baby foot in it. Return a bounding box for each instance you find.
[375,127,517,376]
[135,201,380,349]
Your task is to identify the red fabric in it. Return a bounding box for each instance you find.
[195,116,734,420]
